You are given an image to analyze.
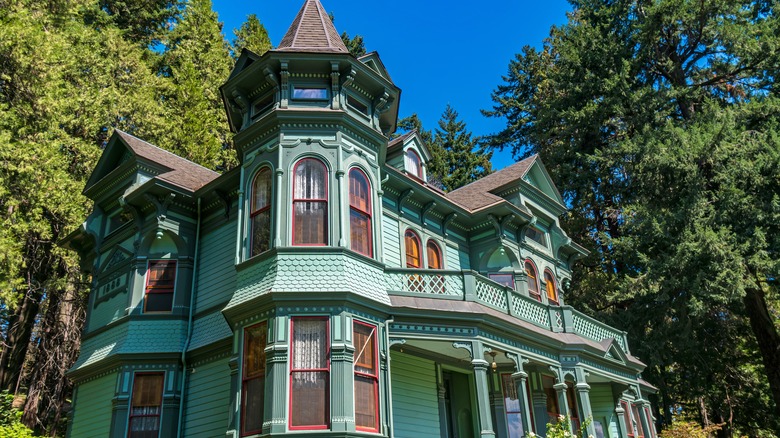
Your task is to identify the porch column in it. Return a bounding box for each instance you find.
[574,368,595,437]
[473,358,497,438]
[491,372,508,438]
[511,370,534,436]
[435,364,450,438]
[553,382,571,433]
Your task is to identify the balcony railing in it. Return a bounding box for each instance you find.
[384,268,629,353]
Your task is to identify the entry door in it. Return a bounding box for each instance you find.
[443,371,477,438]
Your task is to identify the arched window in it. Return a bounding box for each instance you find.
[426,240,442,269]
[250,168,272,256]
[349,168,372,257]
[293,158,327,245]
[545,271,558,304]
[404,230,421,268]
[405,149,422,179]
[525,261,541,301]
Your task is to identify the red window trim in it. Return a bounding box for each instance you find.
[353,320,379,433]
[632,404,646,438]
[128,372,164,438]
[144,260,176,313]
[544,270,559,305]
[289,316,330,431]
[621,400,634,437]
[250,167,273,256]
[404,230,421,268]
[426,240,442,269]
[348,167,373,257]
[405,149,423,179]
[241,321,267,436]
[644,407,654,438]
[524,259,542,302]
[292,158,328,246]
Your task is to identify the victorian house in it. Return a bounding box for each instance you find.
[62,1,658,437]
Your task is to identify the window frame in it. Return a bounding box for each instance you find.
[544,270,559,305]
[348,167,373,257]
[128,372,164,438]
[241,321,268,436]
[144,260,176,313]
[621,400,634,437]
[289,316,330,431]
[643,407,655,438]
[524,260,541,302]
[426,240,443,269]
[292,158,328,246]
[405,149,423,179]
[501,373,534,437]
[291,86,329,101]
[353,320,379,432]
[404,230,422,269]
[489,273,515,290]
[250,167,273,257]
[632,404,646,438]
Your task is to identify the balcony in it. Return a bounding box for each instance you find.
[384,268,628,353]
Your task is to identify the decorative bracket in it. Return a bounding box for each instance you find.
[452,342,473,359]
[330,62,341,110]
[421,201,437,228]
[518,216,538,243]
[279,61,289,108]
[230,89,249,130]
[443,213,457,237]
[488,214,502,239]
[144,193,175,223]
[117,196,142,231]
[398,189,414,215]
[374,90,390,114]
[215,190,232,220]
[342,68,356,89]
[505,352,530,374]
[389,338,406,348]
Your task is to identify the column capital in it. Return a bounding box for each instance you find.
[575,382,591,391]
[472,359,490,370]
[510,370,528,381]
[553,382,568,391]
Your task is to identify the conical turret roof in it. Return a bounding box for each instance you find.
[276,0,349,54]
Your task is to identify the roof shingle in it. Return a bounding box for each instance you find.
[276,0,349,54]
[446,155,537,211]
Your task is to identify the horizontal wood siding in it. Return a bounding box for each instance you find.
[391,351,440,438]
[383,215,401,268]
[195,218,237,313]
[589,383,619,438]
[69,373,116,438]
[183,356,231,437]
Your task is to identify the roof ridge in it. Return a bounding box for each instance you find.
[115,130,218,174]
[275,0,348,54]
[450,155,537,194]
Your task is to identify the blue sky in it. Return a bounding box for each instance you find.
[211,0,572,169]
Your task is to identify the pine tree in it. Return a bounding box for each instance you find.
[341,31,366,57]
[432,105,492,191]
[231,13,271,59]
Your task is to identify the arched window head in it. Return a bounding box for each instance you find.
[293,158,327,245]
[250,168,272,256]
[404,230,421,268]
[544,271,558,304]
[525,261,541,301]
[349,168,372,257]
[426,241,442,269]
[405,149,422,179]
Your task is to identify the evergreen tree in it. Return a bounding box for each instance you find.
[231,13,271,59]
[485,0,780,433]
[432,105,492,191]
[341,31,366,57]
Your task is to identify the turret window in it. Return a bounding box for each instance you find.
[293,158,328,245]
[525,261,541,301]
[242,322,267,436]
[405,149,422,179]
[544,271,558,305]
[290,317,329,430]
[144,260,176,312]
[349,168,372,257]
[292,87,328,100]
[128,373,164,438]
[251,168,272,256]
[353,322,379,432]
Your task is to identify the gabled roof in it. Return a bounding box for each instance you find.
[275,0,349,54]
[84,130,219,196]
[446,155,538,211]
[358,51,393,82]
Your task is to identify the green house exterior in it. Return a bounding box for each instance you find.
[62,1,658,437]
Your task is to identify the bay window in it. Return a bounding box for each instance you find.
[242,322,267,436]
[128,373,164,438]
[353,322,378,432]
[251,168,272,256]
[349,168,372,257]
[144,260,176,312]
[293,158,327,245]
[290,317,329,429]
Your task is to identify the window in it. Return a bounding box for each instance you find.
[405,230,421,268]
[526,226,546,246]
[292,87,328,100]
[353,322,378,432]
[567,383,580,433]
[405,149,422,179]
[349,168,372,257]
[632,404,645,438]
[290,317,329,429]
[542,376,559,423]
[621,401,634,437]
[242,322,267,436]
[644,407,655,438]
[426,241,442,269]
[144,260,176,312]
[293,158,327,245]
[252,94,274,118]
[128,373,164,438]
[251,168,272,256]
[489,273,515,289]
[347,95,369,116]
[502,374,532,438]
[525,261,541,301]
[545,271,558,305]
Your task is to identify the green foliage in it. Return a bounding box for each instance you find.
[431,105,492,191]
[659,420,722,438]
[486,0,780,434]
[341,31,366,57]
[231,13,271,58]
[97,0,181,45]
[528,416,591,438]
[0,392,40,437]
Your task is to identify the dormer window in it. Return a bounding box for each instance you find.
[405,149,422,179]
[526,226,546,246]
[292,86,328,100]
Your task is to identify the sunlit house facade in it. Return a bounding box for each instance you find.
[62,1,658,437]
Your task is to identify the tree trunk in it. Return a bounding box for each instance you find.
[0,287,42,392]
[743,286,780,419]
